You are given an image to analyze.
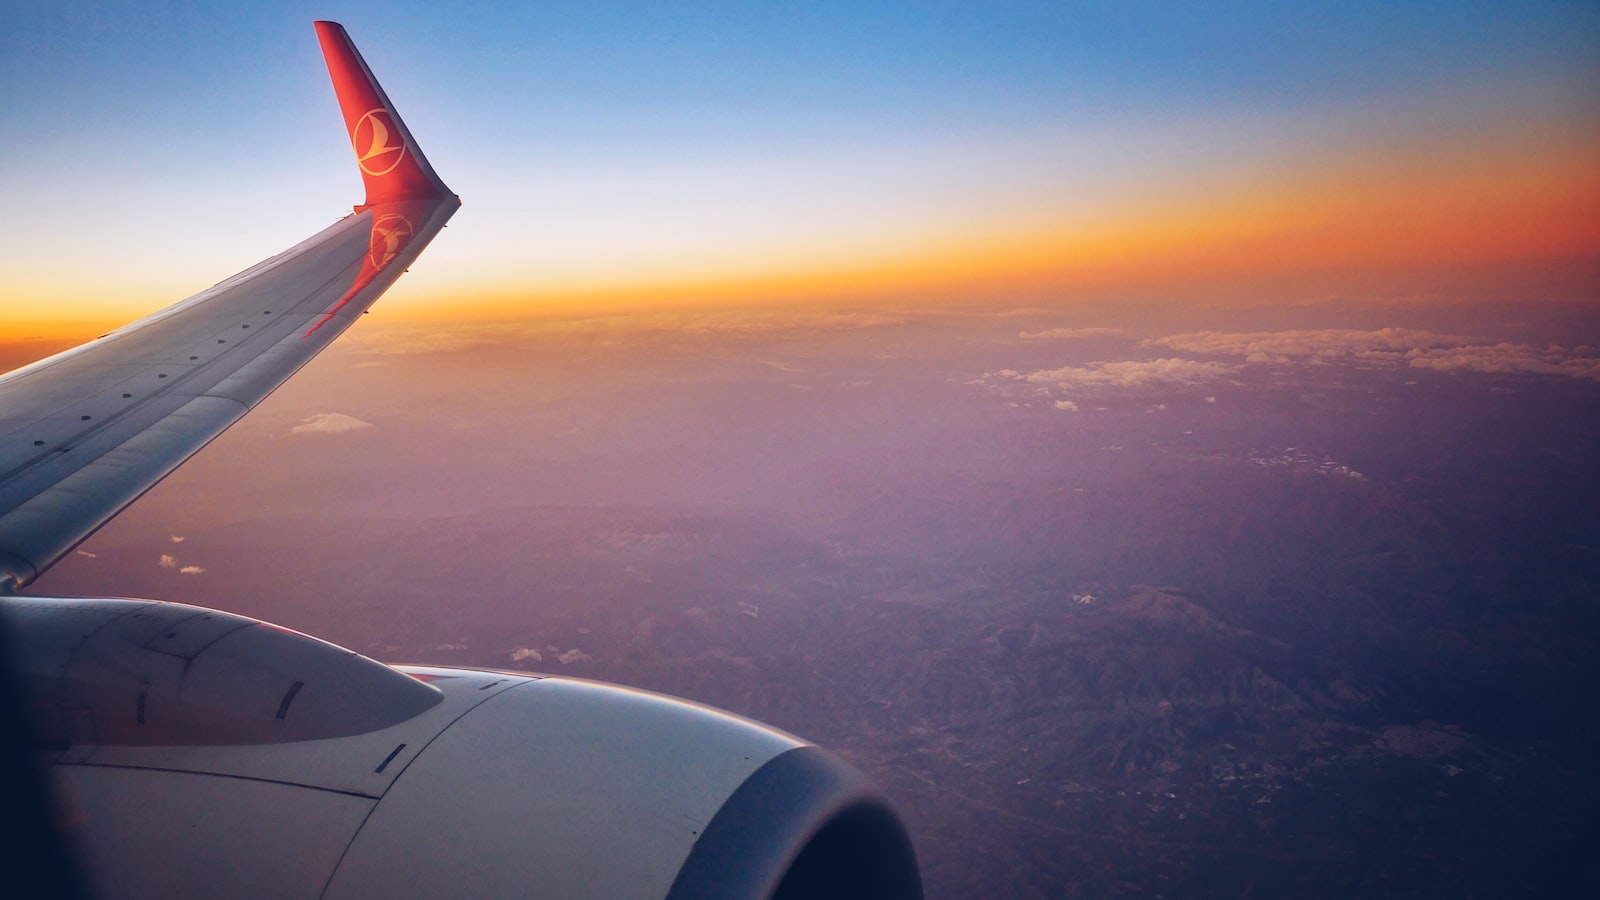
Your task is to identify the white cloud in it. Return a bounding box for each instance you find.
[511,647,543,663]
[291,413,374,435]
[1012,358,1234,388]
[170,535,184,543]
[556,648,593,665]
[984,328,1599,415]
[1019,327,1122,341]
[1144,328,1600,382]
[75,549,96,559]
[158,554,176,569]
[179,565,204,575]
[1405,344,1600,381]
[1146,328,1471,364]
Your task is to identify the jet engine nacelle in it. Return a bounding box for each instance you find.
[3,598,921,899]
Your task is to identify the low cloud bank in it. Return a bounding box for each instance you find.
[1406,343,1600,380]
[1146,329,1600,381]
[996,358,1234,389]
[1019,327,1122,341]
[291,413,374,435]
[982,328,1600,408]
[1145,328,1467,364]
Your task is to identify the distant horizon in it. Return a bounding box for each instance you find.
[8,294,1600,389]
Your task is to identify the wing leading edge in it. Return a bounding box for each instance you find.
[0,22,459,593]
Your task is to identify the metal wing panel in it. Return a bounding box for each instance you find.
[0,197,455,590]
[0,20,458,591]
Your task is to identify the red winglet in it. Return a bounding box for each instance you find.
[315,21,454,208]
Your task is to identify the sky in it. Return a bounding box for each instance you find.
[2,1,1597,336]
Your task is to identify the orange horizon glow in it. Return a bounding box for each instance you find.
[401,126,1600,320]
[6,110,1598,334]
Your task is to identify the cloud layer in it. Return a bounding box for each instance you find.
[1406,343,1600,380]
[291,413,374,435]
[1146,329,1600,381]
[1145,328,1467,363]
[996,358,1235,389]
[984,328,1600,410]
[1019,327,1122,341]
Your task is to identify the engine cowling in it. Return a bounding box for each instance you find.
[4,597,922,899]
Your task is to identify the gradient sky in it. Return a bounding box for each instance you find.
[2,1,1597,334]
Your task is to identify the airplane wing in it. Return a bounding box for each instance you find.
[0,21,459,594]
[0,23,923,899]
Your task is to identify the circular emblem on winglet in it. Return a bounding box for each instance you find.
[352,108,406,176]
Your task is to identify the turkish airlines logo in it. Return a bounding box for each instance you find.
[369,214,415,268]
[352,108,406,176]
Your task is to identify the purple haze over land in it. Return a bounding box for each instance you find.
[23,296,1600,896]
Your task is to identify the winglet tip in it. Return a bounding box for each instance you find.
[315,21,452,207]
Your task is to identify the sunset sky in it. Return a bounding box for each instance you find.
[2,1,1597,336]
[8,9,1600,891]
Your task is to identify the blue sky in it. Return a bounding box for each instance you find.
[2,1,1596,323]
